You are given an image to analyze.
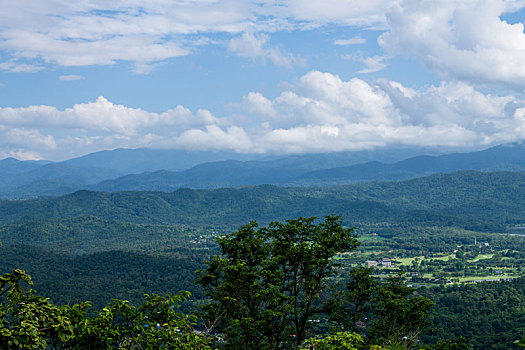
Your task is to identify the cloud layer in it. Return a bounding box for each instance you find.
[0,0,392,72]
[379,0,525,86]
[2,71,525,160]
[1,0,524,87]
[2,1,525,160]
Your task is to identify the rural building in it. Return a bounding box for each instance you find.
[381,258,392,267]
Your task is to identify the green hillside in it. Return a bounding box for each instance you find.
[2,171,524,231]
[3,143,525,198]
[1,170,525,348]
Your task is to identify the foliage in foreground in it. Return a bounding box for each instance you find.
[197,216,360,349]
[0,266,211,349]
[302,331,365,349]
[325,268,435,350]
[3,216,515,349]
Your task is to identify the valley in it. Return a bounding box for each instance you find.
[1,167,524,348]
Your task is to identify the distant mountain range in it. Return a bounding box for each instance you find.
[62,148,266,173]
[1,143,525,198]
[1,170,523,233]
[290,143,525,185]
[86,143,525,192]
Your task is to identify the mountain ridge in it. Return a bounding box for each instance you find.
[1,170,523,233]
[90,143,525,192]
[1,143,525,198]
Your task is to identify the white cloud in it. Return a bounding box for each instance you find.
[3,71,525,160]
[2,0,522,85]
[0,96,230,159]
[282,0,396,27]
[0,0,251,72]
[242,92,277,117]
[0,147,45,160]
[228,32,302,67]
[379,0,525,87]
[0,127,56,150]
[0,96,222,136]
[357,56,388,73]
[0,61,42,73]
[248,71,525,152]
[59,75,85,81]
[287,71,397,126]
[1,29,189,71]
[342,54,389,74]
[333,37,366,45]
[170,125,254,152]
[0,0,395,72]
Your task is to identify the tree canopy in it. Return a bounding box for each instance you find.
[197,215,359,349]
[0,249,211,350]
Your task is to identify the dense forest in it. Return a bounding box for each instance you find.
[3,143,525,198]
[421,278,525,349]
[1,171,525,348]
[1,171,524,230]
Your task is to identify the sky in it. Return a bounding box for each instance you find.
[1,0,525,161]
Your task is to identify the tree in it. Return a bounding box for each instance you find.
[197,216,359,349]
[369,275,434,349]
[0,237,75,349]
[0,238,211,349]
[435,336,471,350]
[301,331,364,350]
[68,292,212,350]
[0,271,211,349]
[325,266,378,333]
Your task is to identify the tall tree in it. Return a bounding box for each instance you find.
[325,266,378,333]
[435,336,471,350]
[370,275,434,349]
[197,216,359,349]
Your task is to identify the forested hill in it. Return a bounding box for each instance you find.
[1,170,524,349]
[89,143,525,192]
[3,143,525,198]
[292,142,525,185]
[1,170,524,232]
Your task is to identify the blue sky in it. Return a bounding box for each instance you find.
[1,0,525,160]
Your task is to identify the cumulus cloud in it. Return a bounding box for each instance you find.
[243,92,277,117]
[3,71,525,160]
[0,96,222,136]
[288,71,397,125]
[0,127,56,151]
[379,0,525,87]
[0,150,42,161]
[170,125,253,152]
[247,71,525,152]
[0,96,232,159]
